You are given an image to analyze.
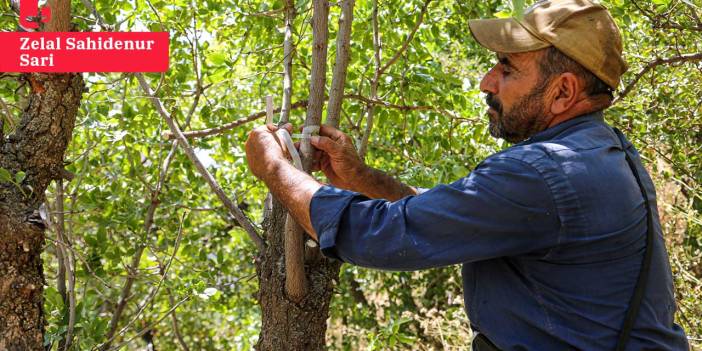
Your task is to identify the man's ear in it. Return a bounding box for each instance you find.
[549,72,581,115]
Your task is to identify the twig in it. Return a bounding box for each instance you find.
[326,0,355,128]
[168,287,190,351]
[377,0,432,78]
[136,73,265,250]
[359,0,432,159]
[359,0,382,159]
[615,53,702,104]
[79,0,109,30]
[102,212,187,350]
[0,96,15,129]
[56,179,76,351]
[105,295,191,351]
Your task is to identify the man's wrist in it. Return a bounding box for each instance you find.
[349,164,373,193]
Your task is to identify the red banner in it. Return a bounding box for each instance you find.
[0,32,169,73]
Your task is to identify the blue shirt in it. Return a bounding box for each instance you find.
[310,112,689,350]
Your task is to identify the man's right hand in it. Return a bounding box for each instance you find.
[309,125,367,191]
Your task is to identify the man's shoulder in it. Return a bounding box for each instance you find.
[488,119,620,170]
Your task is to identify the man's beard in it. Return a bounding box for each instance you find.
[485,79,551,143]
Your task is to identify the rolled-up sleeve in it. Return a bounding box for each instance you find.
[310,156,561,271]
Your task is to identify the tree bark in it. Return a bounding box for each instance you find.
[0,72,84,350]
[256,200,341,350]
[1,0,83,348]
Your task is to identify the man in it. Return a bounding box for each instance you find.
[245,0,689,349]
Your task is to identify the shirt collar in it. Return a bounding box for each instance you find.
[518,110,605,145]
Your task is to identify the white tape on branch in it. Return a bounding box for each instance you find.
[276,129,303,170]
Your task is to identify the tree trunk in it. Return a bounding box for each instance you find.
[0,72,84,350]
[256,200,341,350]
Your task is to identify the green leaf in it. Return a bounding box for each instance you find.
[15,171,25,184]
[0,167,11,183]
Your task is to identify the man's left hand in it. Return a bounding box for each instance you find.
[245,123,293,180]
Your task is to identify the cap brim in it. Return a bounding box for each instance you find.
[468,18,551,53]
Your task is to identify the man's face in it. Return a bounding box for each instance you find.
[479,51,552,143]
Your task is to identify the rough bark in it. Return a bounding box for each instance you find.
[0,72,84,350]
[256,200,341,351]
[1,1,83,347]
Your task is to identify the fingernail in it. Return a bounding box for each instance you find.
[310,136,319,143]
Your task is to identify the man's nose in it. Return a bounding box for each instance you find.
[479,66,498,95]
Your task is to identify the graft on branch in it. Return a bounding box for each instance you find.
[326,0,355,128]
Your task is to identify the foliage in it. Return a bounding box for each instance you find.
[0,0,700,349]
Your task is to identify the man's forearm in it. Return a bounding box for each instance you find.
[352,166,417,202]
[263,160,322,240]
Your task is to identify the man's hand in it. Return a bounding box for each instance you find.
[245,123,293,180]
[310,125,367,191]
[310,125,417,201]
[244,123,321,239]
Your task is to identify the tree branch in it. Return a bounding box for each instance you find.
[377,0,432,78]
[615,52,702,104]
[326,0,355,128]
[105,295,191,351]
[168,288,190,351]
[163,100,309,140]
[279,0,296,125]
[56,179,76,351]
[166,95,453,140]
[136,73,265,250]
[101,211,188,350]
[45,0,71,32]
[359,0,381,159]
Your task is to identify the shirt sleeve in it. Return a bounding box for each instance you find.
[310,156,561,271]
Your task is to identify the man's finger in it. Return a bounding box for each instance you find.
[319,125,347,142]
[280,123,293,134]
[310,135,341,154]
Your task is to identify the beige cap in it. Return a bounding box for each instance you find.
[468,0,627,89]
